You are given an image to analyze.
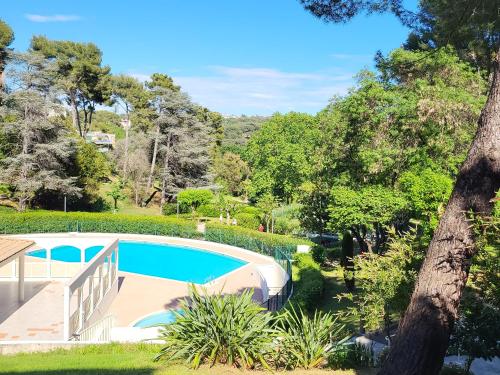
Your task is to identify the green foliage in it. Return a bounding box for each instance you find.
[177,189,214,217]
[328,185,407,253]
[0,19,14,50]
[246,113,318,202]
[0,211,198,238]
[341,231,355,290]
[276,305,347,369]
[196,203,220,218]
[291,253,325,312]
[341,227,424,337]
[205,222,312,252]
[311,244,327,264]
[156,286,275,369]
[448,292,500,374]
[214,152,250,196]
[398,168,452,232]
[256,193,279,232]
[107,181,126,210]
[328,342,377,370]
[234,212,261,230]
[221,115,268,156]
[76,142,111,191]
[273,216,302,236]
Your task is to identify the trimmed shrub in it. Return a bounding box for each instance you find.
[311,244,327,264]
[234,212,261,230]
[197,203,220,218]
[162,203,178,216]
[291,253,325,312]
[0,211,199,238]
[341,231,355,290]
[273,217,301,235]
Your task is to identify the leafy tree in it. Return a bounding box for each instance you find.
[0,19,14,90]
[398,168,453,236]
[0,52,80,211]
[110,74,149,179]
[448,292,500,374]
[177,188,213,218]
[328,185,407,253]
[75,142,110,194]
[300,2,500,374]
[407,0,499,74]
[298,182,330,240]
[340,230,355,290]
[256,193,279,232]
[31,36,111,137]
[342,228,424,343]
[214,152,250,196]
[107,180,126,210]
[246,112,318,202]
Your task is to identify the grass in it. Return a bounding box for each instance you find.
[0,344,377,375]
[318,268,359,332]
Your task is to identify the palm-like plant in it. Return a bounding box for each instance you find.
[155,286,276,369]
[276,305,348,369]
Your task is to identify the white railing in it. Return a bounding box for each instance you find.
[76,315,114,342]
[63,239,119,341]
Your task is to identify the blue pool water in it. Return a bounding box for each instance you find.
[133,310,179,328]
[28,241,247,284]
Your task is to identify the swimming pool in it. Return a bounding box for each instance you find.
[28,241,247,284]
[133,310,179,328]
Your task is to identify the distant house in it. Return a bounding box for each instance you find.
[85,132,116,152]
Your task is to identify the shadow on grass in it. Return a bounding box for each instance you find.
[1,370,155,375]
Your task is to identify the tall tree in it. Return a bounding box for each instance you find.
[31,36,111,137]
[145,73,180,192]
[0,52,80,211]
[299,1,500,374]
[110,74,148,179]
[0,19,14,91]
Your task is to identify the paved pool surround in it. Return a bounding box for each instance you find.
[0,233,289,341]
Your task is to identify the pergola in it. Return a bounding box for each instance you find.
[0,237,34,302]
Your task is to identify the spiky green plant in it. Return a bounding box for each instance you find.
[155,286,276,369]
[276,305,348,369]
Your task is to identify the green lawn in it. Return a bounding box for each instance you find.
[318,268,359,332]
[0,344,377,375]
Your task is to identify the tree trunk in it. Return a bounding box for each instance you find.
[160,132,172,211]
[70,92,82,137]
[147,125,160,192]
[379,50,500,375]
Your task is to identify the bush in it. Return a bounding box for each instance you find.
[177,189,213,215]
[234,212,261,230]
[311,244,327,264]
[0,211,199,238]
[273,217,301,235]
[156,286,275,369]
[197,203,220,218]
[291,253,325,312]
[240,206,262,216]
[162,203,178,216]
[328,342,377,370]
[275,305,347,369]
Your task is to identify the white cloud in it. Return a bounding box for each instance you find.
[126,66,354,115]
[172,66,354,115]
[25,14,81,23]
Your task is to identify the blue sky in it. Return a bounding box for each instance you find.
[3,0,417,115]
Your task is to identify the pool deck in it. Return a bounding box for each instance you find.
[0,233,289,341]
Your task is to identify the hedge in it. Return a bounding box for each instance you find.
[290,253,325,312]
[205,222,313,256]
[0,211,199,238]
